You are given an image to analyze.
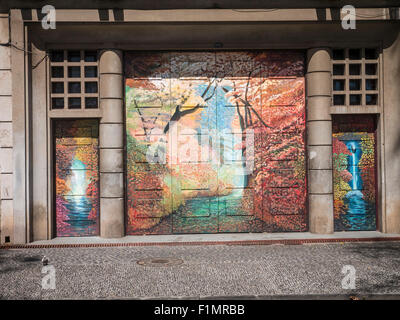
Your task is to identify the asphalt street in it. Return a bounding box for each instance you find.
[0,241,399,299]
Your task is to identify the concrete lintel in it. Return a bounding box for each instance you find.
[7,8,392,22]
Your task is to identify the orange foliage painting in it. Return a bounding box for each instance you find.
[55,120,99,236]
[125,51,307,234]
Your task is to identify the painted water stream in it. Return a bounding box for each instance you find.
[343,140,375,230]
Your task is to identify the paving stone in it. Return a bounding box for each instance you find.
[0,242,399,299]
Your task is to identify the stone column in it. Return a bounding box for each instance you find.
[306,48,334,234]
[383,33,400,234]
[99,50,124,238]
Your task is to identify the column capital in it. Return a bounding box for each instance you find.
[307,48,332,73]
[99,49,123,75]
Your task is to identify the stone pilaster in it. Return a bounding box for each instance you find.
[99,50,124,238]
[306,48,334,234]
[0,13,14,244]
[383,33,400,234]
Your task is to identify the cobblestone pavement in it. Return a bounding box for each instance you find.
[0,242,400,299]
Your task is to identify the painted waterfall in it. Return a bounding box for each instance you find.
[55,120,99,237]
[333,132,376,231]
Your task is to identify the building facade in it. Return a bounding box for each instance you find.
[1,1,400,244]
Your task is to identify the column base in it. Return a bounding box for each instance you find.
[309,194,334,234]
[100,197,124,238]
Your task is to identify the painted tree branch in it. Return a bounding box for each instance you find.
[163,79,216,134]
[134,99,151,140]
[222,86,272,129]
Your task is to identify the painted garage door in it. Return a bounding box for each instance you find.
[55,119,99,237]
[125,51,307,234]
[333,115,377,231]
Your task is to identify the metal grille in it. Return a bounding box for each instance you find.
[332,48,379,107]
[50,50,99,110]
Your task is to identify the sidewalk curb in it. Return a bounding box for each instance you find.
[1,236,400,249]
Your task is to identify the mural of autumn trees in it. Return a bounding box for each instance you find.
[332,115,377,231]
[55,120,99,236]
[125,51,307,234]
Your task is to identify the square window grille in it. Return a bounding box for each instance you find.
[332,48,379,107]
[50,50,99,110]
